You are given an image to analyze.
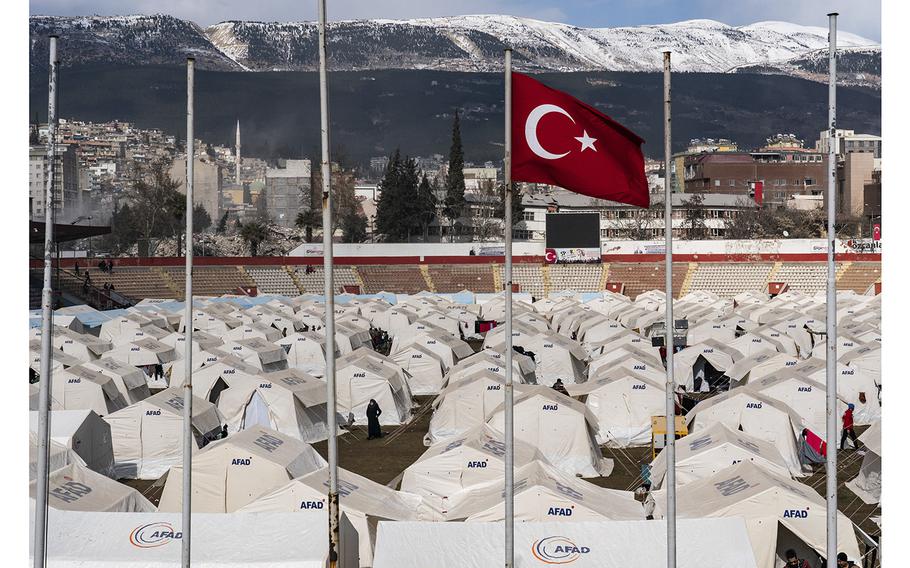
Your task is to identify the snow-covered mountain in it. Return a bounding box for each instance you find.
[30,14,880,84]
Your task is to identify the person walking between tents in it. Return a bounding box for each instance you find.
[837,552,858,568]
[783,549,811,568]
[366,399,383,440]
[841,403,859,450]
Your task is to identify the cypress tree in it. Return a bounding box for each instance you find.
[443,110,466,239]
[375,149,404,241]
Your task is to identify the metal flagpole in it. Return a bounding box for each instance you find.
[503,47,515,568]
[825,13,838,568]
[317,0,340,565]
[662,50,677,568]
[181,56,195,568]
[34,34,59,568]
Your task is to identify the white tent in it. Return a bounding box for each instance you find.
[231,336,289,371]
[393,328,473,371]
[53,326,113,361]
[589,353,666,385]
[425,370,530,446]
[277,331,335,377]
[29,409,115,477]
[158,426,327,513]
[749,372,847,436]
[672,340,738,391]
[649,422,798,488]
[486,387,611,478]
[251,368,335,442]
[51,364,128,416]
[445,350,536,386]
[567,368,666,447]
[372,518,757,568]
[726,349,798,384]
[103,387,225,479]
[30,462,155,512]
[239,467,421,567]
[686,388,806,476]
[108,337,178,368]
[82,357,152,405]
[29,430,85,481]
[480,320,540,352]
[29,339,82,374]
[651,460,861,567]
[401,424,546,520]
[391,343,446,395]
[588,344,663,379]
[335,355,413,425]
[30,509,328,567]
[224,320,283,342]
[524,331,588,385]
[845,421,881,504]
[446,460,641,522]
[791,358,881,424]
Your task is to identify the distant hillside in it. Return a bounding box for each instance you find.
[28,66,881,167]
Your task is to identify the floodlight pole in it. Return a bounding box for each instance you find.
[318,0,340,565]
[662,50,677,568]
[503,47,515,568]
[33,34,59,568]
[825,12,839,568]
[181,56,195,568]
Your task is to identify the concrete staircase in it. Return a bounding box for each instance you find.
[679,262,699,297]
[419,265,436,293]
[491,263,503,292]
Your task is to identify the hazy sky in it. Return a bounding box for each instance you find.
[30,0,881,41]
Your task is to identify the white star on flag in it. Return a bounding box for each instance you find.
[575,130,597,152]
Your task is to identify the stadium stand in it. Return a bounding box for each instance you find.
[501,263,545,298]
[608,262,689,299]
[245,267,301,296]
[774,263,827,295]
[293,266,361,294]
[60,266,176,300]
[548,264,605,292]
[162,266,256,298]
[428,264,497,293]
[837,262,882,293]
[356,265,428,294]
[687,263,774,299]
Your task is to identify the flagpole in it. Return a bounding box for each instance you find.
[825,12,839,568]
[181,56,195,568]
[503,46,515,568]
[317,0,340,565]
[662,50,677,568]
[33,34,59,568]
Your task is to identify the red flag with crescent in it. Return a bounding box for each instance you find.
[511,72,649,207]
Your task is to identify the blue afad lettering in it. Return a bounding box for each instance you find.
[547,507,573,516]
[145,410,161,416]
[783,509,809,518]
[632,384,646,390]
[467,460,487,468]
[745,402,762,409]
[542,404,558,411]
[300,501,324,510]
[231,457,252,465]
[797,386,812,392]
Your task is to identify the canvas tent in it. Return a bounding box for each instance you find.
[651,460,861,567]
[103,387,225,479]
[401,424,546,520]
[486,387,612,478]
[240,467,421,567]
[524,331,588,385]
[727,350,798,385]
[649,423,798,488]
[52,364,128,416]
[83,357,152,405]
[391,343,447,395]
[277,331,334,377]
[30,462,155,512]
[158,426,327,513]
[672,340,738,392]
[686,388,806,476]
[749,372,847,436]
[566,368,666,447]
[445,460,642,522]
[29,430,85,481]
[846,421,881,504]
[335,356,413,425]
[792,357,881,424]
[445,350,536,386]
[29,409,115,477]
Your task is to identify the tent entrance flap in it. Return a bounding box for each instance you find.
[242,391,272,430]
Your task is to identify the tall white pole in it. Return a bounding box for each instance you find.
[662,50,677,568]
[181,56,195,568]
[33,34,59,568]
[317,1,340,565]
[503,47,514,568]
[825,12,839,568]
[235,119,241,186]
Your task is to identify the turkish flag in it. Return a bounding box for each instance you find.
[511,72,649,207]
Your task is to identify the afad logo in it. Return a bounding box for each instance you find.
[531,536,590,564]
[129,522,182,548]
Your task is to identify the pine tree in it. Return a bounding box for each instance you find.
[374,149,404,241]
[416,174,437,240]
[443,110,466,240]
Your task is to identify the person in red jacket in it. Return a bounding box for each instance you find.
[841,404,858,450]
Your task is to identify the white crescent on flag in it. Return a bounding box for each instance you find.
[525,104,575,160]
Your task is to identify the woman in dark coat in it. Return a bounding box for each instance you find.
[366,399,382,439]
